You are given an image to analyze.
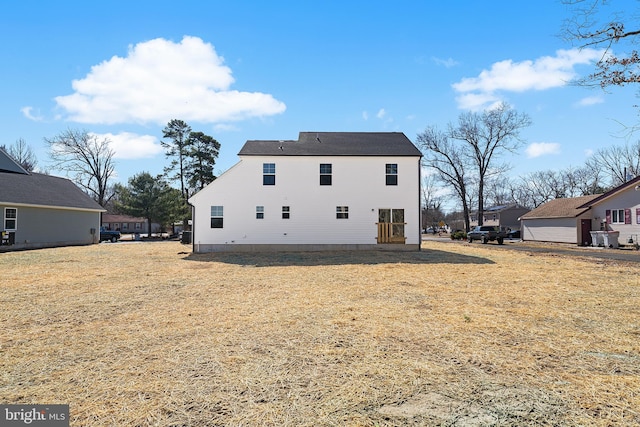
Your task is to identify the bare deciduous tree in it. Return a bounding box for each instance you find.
[562,0,640,89]
[585,140,640,186]
[417,126,473,232]
[449,103,531,226]
[44,129,116,207]
[1,138,38,172]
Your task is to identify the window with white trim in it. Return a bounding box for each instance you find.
[282,206,290,219]
[4,208,17,230]
[211,206,224,228]
[256,206,264,219]
[611,209,625,224]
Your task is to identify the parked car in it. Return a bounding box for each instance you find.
[467,226,507,244]
[99,227,121,243]
[508,229,521,239]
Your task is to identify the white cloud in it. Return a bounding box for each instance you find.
[525,142,561,158]
[55,36,286,125]
[21,106,43,121]
[376,108,386,119]
[575,95,604,107]
[92,132,163,160]
[452,48,604,110]
[432,56,459,68]
[362,111,369,120]
[584,148,594,157]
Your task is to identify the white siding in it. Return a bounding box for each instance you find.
[522,218,578,244]
[189,155,420,250]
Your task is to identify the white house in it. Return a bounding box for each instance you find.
[188,132,423,252]
[521,175,640,246]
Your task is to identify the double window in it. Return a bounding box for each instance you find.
[611,209,625,224]
[263,163,276,185]
[607,208,632,224]
[386,163,398,185]
[210,206,223,228]
[256,206,264,219]
[320,163,332,185]
[4,208,17,230]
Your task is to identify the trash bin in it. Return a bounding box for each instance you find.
[590,231,605,247]
[602,231,620,249]
[181,231,192,244]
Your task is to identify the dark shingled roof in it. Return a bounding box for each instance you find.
[520,194,602,220]
[238,132,422,157]
[0,171,105,211]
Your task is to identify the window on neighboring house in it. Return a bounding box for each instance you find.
[211,206,224,228]
[336,206,349,219]
[611,209,625,224]
[385,163,398,185]
[256,206,264,219]
[135,223,141,230]
[122,223,128,230]
[320,163,332,185]
[4,208,17,230]
[263,163,276,185]
[282,206,290,219]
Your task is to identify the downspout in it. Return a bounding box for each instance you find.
[190,202,195,253]
[418,156,422,251]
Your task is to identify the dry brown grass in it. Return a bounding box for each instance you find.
[0,241,638,426]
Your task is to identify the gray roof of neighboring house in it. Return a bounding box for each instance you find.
[238,132,422,157]
[479,204,529,213]
[0,147,29,174]
[0,171,105,211]
[520,194,602,220]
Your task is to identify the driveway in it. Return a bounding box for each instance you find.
[423,235,640,263]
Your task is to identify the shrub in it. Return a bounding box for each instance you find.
[451,230,467,240]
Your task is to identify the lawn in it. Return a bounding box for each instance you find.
[0,241,638,426]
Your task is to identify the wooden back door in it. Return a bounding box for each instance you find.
[377,209,406,244]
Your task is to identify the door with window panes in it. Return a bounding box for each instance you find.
[377,209,405,243]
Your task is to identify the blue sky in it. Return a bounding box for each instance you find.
[2,0,639,189]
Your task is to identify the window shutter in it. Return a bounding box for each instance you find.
[625,208,632,224]
[636,208,640,224]
[605,210,611,223]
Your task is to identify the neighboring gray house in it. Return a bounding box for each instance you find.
[469,204,530,231]
[0,148,105,251]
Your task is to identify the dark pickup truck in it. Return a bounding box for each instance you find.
[467,226,507,245]
[100,227,121,243]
